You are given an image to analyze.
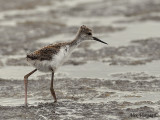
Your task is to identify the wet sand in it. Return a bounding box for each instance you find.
[0,0,160,119]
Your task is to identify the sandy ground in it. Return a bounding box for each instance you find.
[0,0,160,119]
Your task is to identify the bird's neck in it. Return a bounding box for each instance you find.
[69,36,82,48]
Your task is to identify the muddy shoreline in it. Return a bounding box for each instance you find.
[0,75,160,119]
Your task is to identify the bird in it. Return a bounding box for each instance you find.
[24,25,108,107]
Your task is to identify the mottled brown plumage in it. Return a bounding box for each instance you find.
[27,42,68,61]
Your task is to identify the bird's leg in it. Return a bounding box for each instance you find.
[50,71,57,103]
[24,69,37,107]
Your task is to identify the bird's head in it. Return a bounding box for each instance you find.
[76,25,108,44]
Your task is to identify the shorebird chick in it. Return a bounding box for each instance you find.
[24,25,107,106]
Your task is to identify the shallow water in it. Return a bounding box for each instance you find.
[0,97,44,106]
[37,18,160,50]
[37,34,74,44]
[81,90,160,104]
[0,0,160,119]
[62,16,126,26]
[90,21,160,50]
[0,60,159,80]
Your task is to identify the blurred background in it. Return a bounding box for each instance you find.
[0,0,160,119]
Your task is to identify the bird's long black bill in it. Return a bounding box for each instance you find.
[93,37,108,45]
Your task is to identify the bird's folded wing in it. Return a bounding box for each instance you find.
[27,44,61,61]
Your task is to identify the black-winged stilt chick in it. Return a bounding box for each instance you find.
[24,25,108,106]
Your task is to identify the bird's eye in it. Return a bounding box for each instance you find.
[87,32,92,35]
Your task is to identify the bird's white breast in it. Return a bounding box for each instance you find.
[50,45,72,71]
[27,45,73,72]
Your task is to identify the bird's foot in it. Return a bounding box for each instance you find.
[24,103,28,107]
